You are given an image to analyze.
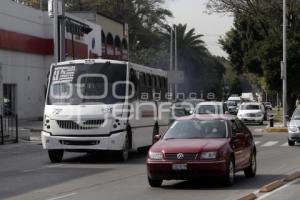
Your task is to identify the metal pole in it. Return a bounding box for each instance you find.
[59,0,65,61]
[15,114,18,143]
[53,0,59,63]
[283,0,287,127]
[169,27,173,98]
[174,25,178,96]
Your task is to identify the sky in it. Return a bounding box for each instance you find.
[166,0,234,57]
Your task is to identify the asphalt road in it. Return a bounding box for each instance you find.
[1,123,300,200]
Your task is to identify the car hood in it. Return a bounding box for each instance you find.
[151,139,228,153]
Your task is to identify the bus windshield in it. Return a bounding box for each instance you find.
[47,62,127,105]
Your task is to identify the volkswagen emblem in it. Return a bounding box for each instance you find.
[177,153,184,160]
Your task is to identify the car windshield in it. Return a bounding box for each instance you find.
[163,120,227,139]
[292,109,300,120]
[47,62,127,105]
[197,105,221,114]
[241,104,260,110]
[227,101,236,106]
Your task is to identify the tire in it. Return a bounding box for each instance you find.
[48,150,64,163]
[288,139,295,146]
[117,133,130,162]
[259,121,263,125]
[223,157,235,186]
[148,176,162,188]
[244,152,256,178]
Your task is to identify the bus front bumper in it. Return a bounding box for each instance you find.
[41,131,126,151]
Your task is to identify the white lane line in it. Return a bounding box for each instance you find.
[255,141,261,145]
[256,179,300,200]
[46,193,77,200]
[261,141,278,147]
[280,142,289,147]
[23,164,64,173]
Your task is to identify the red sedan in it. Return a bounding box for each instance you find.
[147,115,256,187]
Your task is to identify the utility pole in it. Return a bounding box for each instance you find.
[52,0,65,63]
[169,27,173,98]
[283,0,287,127]
[174,25,178,96]
[53,0,59,63]
[59,0,65,62]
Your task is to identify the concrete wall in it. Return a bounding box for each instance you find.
[0,0,102,119]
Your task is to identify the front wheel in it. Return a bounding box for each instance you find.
[244,153,256,178]
[223,158,235,186]
[148,177,162,188]
[117,134,130,162]
[48,150,64,163]
[288,139,295,146]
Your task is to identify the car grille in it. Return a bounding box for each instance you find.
[164,153,197,161]
[56,119,105,130]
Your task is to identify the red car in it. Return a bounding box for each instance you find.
[147,114,256,187]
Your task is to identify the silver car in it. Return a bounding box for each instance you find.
[288,107,300,146]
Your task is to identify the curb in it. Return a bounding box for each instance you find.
[237,193,257,200]
[283,171,300,182]
[264,127,288,133]
[237,170,300,199]
[259,180,284,192]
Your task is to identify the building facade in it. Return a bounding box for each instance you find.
[0,0,128,119]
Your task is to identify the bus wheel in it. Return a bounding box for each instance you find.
[48,150,64,163]
[117,133,130,162]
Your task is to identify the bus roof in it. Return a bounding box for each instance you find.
[53,59,167,77]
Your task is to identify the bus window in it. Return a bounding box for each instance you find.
[129,69,137,100]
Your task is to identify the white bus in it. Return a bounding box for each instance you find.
[42,59,170,162]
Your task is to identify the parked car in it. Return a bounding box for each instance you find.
[195,102,229,115]
[237,103,265,125]
[288,107,300,146]
[147,115,257,187]
[226,101,238,115]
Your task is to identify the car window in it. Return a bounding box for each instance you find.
[197,105,220,114]
[164,120,227,139]
[241,104,260,110]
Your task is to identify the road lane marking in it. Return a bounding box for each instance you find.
[261,141,278,147]
[46,193,77,200]
[255,141,261,145]
[280,142,289,147]
[23,164,64,173]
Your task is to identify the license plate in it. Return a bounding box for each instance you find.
[172,164,187,171]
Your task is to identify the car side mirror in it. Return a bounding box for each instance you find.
[234,132,245,140]
[154,134,161,143]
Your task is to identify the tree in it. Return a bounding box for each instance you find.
[208,0,300,110]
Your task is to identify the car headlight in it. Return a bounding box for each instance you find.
[289,126,299,133]
[44,115,51,129]
[200,152,217,159]
[149,152,163,160]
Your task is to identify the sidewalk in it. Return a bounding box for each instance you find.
[18,119,43,141]
[264,122,288,133]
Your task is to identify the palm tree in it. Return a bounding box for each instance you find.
[174,24,208,57]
